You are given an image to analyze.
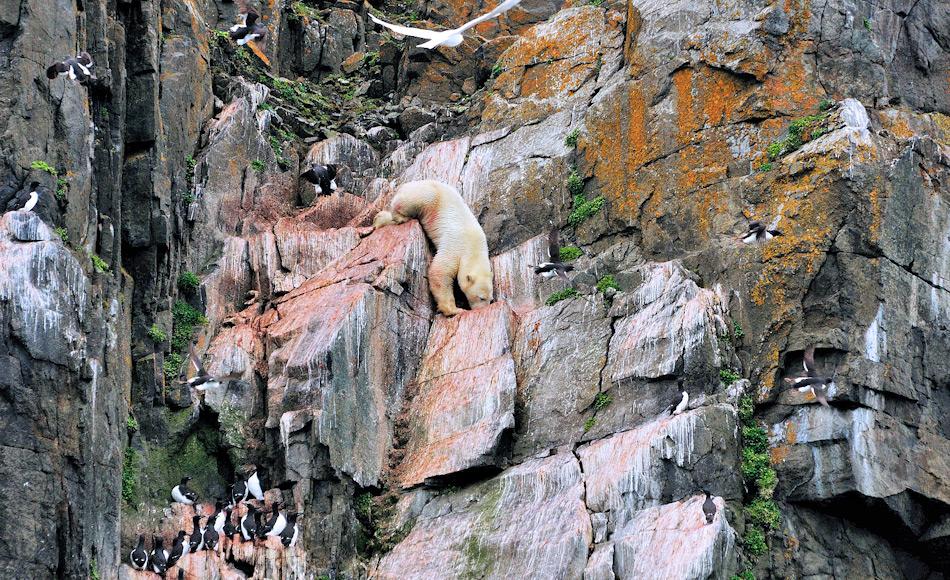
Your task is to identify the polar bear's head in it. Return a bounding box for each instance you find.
[460,266,494,310]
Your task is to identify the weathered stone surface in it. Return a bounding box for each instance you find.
[305,133,380,195]
[606,261,727,385]
[511,295,611,458]
[397,302,517,488]
[375,452,591,579]
[612,495,737,579]
[578,405,742,531]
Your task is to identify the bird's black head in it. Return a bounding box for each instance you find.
[181,476,192,483]
[177,530,186,539]
[153,535,164,547]
[325,164,338,179]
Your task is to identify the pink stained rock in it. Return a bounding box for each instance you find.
[399,137,472,188]
[612,495,737,580]
[376,452,591,579]
[397,301,517,488]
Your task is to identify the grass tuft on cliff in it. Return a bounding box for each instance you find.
[545,288,580,306]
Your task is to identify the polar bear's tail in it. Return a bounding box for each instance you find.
[373,210,396,228]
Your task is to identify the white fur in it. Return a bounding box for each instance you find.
[373,180,493,316]
[672,391,689,415]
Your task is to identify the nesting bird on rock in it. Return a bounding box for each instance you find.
[784,345,834,407]
[261,502,287,538]
[241,504,259,541]
[203,513,221,551]
[530,229,574,282]
[739,220,783,244]
[171,476,198,505]
[300,163,338,196]
[213,500,227,535]
[280,512,301,547]
[129,534,148,570]
[702,491,716,524]
[223,507,238,538]
[167,530,187,568]
[189,514,205,553]
[149,536,168,575]
[368,0,523,49]
[5,182,42,213]
[46,52,95,83]
[671,391,689,415]
[247,468,265,501]
[230,479,249,506]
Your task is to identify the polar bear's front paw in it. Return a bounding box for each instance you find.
[438,304,462,317]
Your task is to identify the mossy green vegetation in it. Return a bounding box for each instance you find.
[56,177,68,201]
[720,368,741,386]
[766,112,829,160]
[559,246,582,261]
[147,324,167,343]
[91,254,109,273]
[171,300,207,352]
[593,392,612,412]
[126,416,139,433]
[177,271,200,293]
[122,447,139,505]
[738,394,780,562]
[818,98,835,111]
[566,169,584,197]
[569,194,605,227]
[90,558,100,580]
[757,162,773,173]
[545,288,580,306]
[732,570,756,580]
[54,227,68,243]
[31,160,57,175]
[596,275,620,294]
[565,128,580,148]
[163,353,183,383]
[251,159,265,173]
[583,416,596,432]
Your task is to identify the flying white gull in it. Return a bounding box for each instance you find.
[369,0,522,49]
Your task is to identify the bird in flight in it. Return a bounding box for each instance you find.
[784,345,835,407]
[368,0,523,49]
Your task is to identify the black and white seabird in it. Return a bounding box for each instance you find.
[280,513,300,547]
[129,534,148,570]
[182,342,241,391]
[229,5,259,33]
[230,479,249,507]
[149,535,169,574]
[167,530,187,568]
[223,508,238,538]
[171,476,198,505]
[672,391,689,416]
[189,514,205,553]
[230,16,266,46]
[46,52,95,83]
[300,163,339,196]
[247,469,264,501]
[203,514,220,552]
[5,182,41,213]
[784,345,834,407]
[530,229,575,282]
[739,220,783,244]
[240,504,259,541]
[702,490,717,524]
[261,502,287,538]
[213,500,227,535]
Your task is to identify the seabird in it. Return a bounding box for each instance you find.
[129,534,148,570]
[300,163,338,196]
[231,21,266,45]
[22,183,39,212]
[223,508,238,538]
[702,491,716,524]
[189,514,205,553]
[368,0,523,49]
[247,469,264,501]
[171,476,198,505]
[203,515,220,552]
[784,345,834,407]
[229,5,259,33]
[280,513,300,547]
[739,220,783,244]
[530,229,575,281]
[262,503,287,538]
[182,342,242,391]
[240,504,259,541]
[672,391,689,415]
[230,479,249,506]
[149,535,168,575]
[46,52,95,83]
[166,530,187,568]
[213,500,227,535]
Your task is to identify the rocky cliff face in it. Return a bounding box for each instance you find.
[0,0,947,578]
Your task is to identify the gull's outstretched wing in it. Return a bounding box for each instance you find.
[418,0,522,48]
[369,13,446,40]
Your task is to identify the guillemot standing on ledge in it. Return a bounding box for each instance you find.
[149,536,168,574]
[280,512,300,547]
[171,476,198,505]
[129,534,148,570]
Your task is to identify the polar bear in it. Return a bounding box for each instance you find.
[373,180,493,316]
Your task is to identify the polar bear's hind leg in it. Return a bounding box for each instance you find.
[429,253,461,316]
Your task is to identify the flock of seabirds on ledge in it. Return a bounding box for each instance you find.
[7,0,843,575]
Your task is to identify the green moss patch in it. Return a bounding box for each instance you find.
[545,288,580,306]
